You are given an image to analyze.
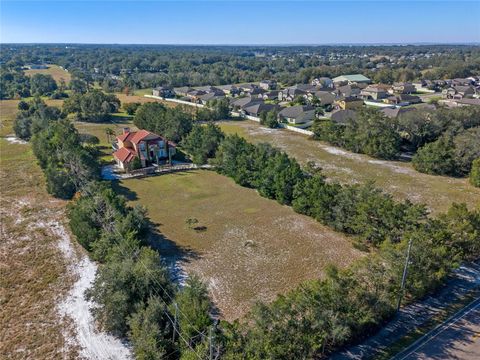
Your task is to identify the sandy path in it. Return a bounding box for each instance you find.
[49,220,133,360]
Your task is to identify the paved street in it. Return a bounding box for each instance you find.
[393,297,480,360]
[331,262,480,360]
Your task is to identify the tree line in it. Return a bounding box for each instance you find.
[312,106,480,183]
[2,44,479,91]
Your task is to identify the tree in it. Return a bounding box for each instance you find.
[63,89,120,122]
[30,73,57,96]
[172,276,212,351]
[260,109,279,128]
[343,108,401,160]
[134,102,193,143]
[128,297,175,360]
[412,135,456,175]
[470,158,480,187]
[182,123,224,164]
[123,102,141,116]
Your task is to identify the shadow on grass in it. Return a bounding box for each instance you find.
[111,180,139,201]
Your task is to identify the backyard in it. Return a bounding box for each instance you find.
[113,170,362,320]
[218,120,480,215]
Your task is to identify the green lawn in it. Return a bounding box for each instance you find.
[113,170,362,320]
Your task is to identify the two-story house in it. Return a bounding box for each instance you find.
[113,128,176,170]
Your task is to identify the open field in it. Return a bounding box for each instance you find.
[25,65,71,84]
[115,93,179,108]
[113,170,362,320]
[218,120,480,215]
[0,100,77,359]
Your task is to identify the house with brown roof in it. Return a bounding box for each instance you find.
[335,96,364,110]
[391,82,416,94]
[360,84,391,100]
[113,128,176,171]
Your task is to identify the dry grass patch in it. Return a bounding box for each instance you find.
[219,120,480,215]
[0,100,78,359]
[25,65,71,84]
[115,93,178,108]
[114,170,362,321]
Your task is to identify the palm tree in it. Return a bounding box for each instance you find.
[105,127,115,144]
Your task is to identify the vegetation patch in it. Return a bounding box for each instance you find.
[218,120,480,214]
[25,65,71,84]
[113,170,362,320]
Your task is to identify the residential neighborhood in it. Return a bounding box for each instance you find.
[150,73,480,131]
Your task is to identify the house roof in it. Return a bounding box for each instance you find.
[380,107,415,118]
[116,130,163,145]
[330,109,357,125]
[243,103,278,116]
[231,96,263,108]
[333,74,371,83]
[279,105,315,119]
[113,147,137,163]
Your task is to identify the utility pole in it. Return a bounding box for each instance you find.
[172,302,178,342]
[397,238,413,312]
[209,326,213,360]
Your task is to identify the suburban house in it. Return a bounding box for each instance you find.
[242,103,279,117]
[199,92,225,104]
[332,74,371,85]
[173,87,194,97]
[311,91,336,106]
[360,84,391,100]
[231,96,264,110]
[218,84,240,96]
[113,128,176,170]
[391,82,416,94]
[311,77,334,88]
[152,86,174,98]
[380,107,416,118]
[384,94,421,105]
[259,90,280,100]
[278,105,315,124]
[278,87,308,102]
[442,85,475,99]
[259,80,277,90]
[335,96,364,110]
[330,109,357,125]
[335,84,362,98]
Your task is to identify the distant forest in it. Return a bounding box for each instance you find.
[1,44,480,91]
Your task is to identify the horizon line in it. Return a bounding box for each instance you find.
[2,42,480,46]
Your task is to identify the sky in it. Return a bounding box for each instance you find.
[1,1,479,45]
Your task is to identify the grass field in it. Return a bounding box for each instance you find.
[114,171,362,320]
[0,100,78,359]
[218,120,480,215]
[25,65,71,84]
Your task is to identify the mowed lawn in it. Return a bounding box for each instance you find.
[218,120,480,215]
[114,170,362,320]
[25,65,71,84]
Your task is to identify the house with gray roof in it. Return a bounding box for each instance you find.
[330,109,357,125]
[231,96,264,110]
[278,105,315,124]
[332,74,371,85]
[242,103,279,117]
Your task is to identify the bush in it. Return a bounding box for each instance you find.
[471,158,480,187]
